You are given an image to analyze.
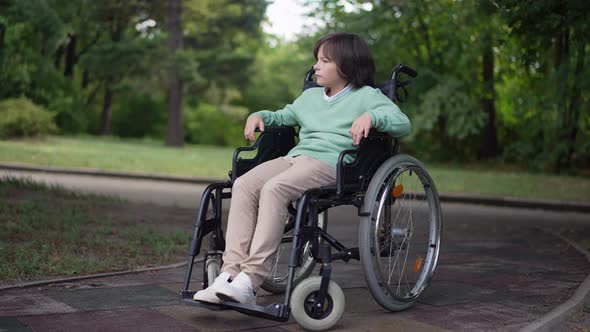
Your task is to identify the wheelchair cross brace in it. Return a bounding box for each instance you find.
[179,181,363,322]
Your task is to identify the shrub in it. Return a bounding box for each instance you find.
[49,93,88,134]
[184,102,245,147]
[0,97,57,138]
[111,94,166,138]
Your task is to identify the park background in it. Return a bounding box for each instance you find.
[1,0,590,282]
[1,0,589,189]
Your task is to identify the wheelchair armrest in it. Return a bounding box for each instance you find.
[335,129,398,197]
[336,148,359,196]
[230,126,297,182]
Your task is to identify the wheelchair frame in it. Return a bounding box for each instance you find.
[179,64,424,323]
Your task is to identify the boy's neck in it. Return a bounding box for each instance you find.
[325,82,349,97]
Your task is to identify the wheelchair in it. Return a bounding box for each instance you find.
[179,64,442,331]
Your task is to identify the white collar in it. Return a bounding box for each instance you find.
[323,84,353,101]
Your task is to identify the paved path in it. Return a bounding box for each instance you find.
[0,169,208,207]
[1,170,590,331]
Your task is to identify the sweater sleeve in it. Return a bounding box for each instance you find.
[250,92,306,127]
[366,88,411,137]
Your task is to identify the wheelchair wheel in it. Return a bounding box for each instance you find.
[205,255,221,286]
[260,211,327,294]
[359,154,441,311]
[290,276,345,331]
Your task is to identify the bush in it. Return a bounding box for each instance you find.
[184,102,245,147]
[49,93,88,134]
[111,94,166,138]
[0,97,57,138]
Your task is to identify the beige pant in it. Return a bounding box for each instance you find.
[221,154,337,289]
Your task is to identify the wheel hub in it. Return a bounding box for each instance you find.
[303,291,333,319]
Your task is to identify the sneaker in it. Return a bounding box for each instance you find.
[215,272,257,305]
[193,271,232,304]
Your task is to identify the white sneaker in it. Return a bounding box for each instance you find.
[215,272,257,305]
[193,271,232,303]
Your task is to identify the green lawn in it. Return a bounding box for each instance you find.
[0,177,193,282]
[0,136,589,202]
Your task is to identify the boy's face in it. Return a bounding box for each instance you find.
[313,45,347,88]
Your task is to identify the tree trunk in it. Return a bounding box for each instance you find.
[0,23,4,57]
[562,38,585,169]
[478,29,498,159]
[553,29,571,173]
[100,79,114,136]
[165,0,184,147]
[64,33,77,78]
[82,69,90,89]
[98,23,122,136]
[54,45,64,69]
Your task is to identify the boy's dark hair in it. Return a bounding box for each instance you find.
[313,32,375,88]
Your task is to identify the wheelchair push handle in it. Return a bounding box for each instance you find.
[389,64,417,102]
[392,64,417,79]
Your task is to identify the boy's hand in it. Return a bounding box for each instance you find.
[349,112,373,145]
[244,115,265,142]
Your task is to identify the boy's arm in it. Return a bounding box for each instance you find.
[251,106,298,127]
[250,92,306,127]
[366,89,411,137]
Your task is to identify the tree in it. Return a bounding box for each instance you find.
[495,0,590,171]
[79,0,159,135]
[165,0,184,147]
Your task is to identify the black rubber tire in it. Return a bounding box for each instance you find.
[359,154,442,312]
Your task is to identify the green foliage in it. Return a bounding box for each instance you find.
[239,39,310,115]
[111,94,166,138]
[414,77,484,140]
[47,82,90,134]
[183,0,268,91]
[0,0,588,173]
[184,102,245,147]
[78,35,164,81]
[7,0,65,55]
[0,98,58,138]
[306,0,589,171]
[407,76,484,160]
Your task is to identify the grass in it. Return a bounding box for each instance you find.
[0,176,194,283]
[0,135,589,202]
[0,135,241,178]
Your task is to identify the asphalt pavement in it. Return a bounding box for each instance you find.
[1,168,589,331]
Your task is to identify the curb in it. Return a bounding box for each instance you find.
[521,228,590,331]
[0,161,217,185]
[0,258,203,291]
[1,162,589,213]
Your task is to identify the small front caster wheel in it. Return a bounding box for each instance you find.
[290,277,345,331]
[205,256,221,285]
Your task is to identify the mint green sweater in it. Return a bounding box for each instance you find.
[251,86,411,169]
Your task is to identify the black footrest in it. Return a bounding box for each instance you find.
[179,290,290,322]
[179,290,228,311]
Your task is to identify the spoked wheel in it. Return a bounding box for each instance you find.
[359,154,441,311]
[260,211,327,294]
[290,277,345,331]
